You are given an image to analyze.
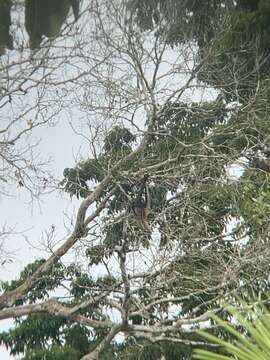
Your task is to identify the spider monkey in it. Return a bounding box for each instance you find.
[131,174,151,231]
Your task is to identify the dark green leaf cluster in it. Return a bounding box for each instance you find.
[103,125,136,153]
[1,259,64,304]
[60,126,136,199]
[0,262,118,359]
[149,101,226,165]
[127,0,224,47]
[61,159,104,198]
[117,336,194,360]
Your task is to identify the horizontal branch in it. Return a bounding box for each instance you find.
[131,332,218,348]
[0,299,112,329]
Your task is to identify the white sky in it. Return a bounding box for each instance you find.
[0,116,90,359]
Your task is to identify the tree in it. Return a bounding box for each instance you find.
[129,0,270,101]
[1,0,270,359]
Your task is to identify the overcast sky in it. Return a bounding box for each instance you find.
[0,113,91,358]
